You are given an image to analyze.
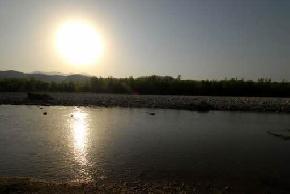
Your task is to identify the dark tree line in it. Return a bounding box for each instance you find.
[1,76,290,97]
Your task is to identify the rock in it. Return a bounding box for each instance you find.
[196,101,212,112]
[27,92,54,102]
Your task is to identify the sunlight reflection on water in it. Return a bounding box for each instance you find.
[70,108,92,181]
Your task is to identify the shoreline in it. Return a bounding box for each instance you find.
[0,176,286,193]
[1,92,290,113]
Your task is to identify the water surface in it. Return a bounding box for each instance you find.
[0,105,290,184]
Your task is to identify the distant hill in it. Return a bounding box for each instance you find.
[0,70,90,82]
[26,73,67,82]
[66,74,90,82]
[0,70,26,78]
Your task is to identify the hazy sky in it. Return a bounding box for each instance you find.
[0,0,289,80]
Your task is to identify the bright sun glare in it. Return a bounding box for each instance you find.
[55,20,103,66]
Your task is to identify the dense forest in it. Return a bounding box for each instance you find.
[0,75,290,97]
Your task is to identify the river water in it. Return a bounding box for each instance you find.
[0,105,290,184]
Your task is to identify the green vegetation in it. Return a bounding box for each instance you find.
[0,76,290,97]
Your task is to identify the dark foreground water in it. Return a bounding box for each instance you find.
[0,105,290,185]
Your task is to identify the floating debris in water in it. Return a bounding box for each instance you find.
[147,112,156,116]
[43,112,47,115]
[267,129,290,140]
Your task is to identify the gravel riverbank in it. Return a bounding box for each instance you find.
[0,176,287,194]
[1,92,290,112]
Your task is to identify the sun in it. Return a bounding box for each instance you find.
[55,20,103,66]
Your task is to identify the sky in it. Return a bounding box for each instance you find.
[0,0,289,80]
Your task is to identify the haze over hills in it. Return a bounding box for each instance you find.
[0,70,90,82]
[30,71,67,76]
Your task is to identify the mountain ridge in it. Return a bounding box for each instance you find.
[0,70,90,82]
